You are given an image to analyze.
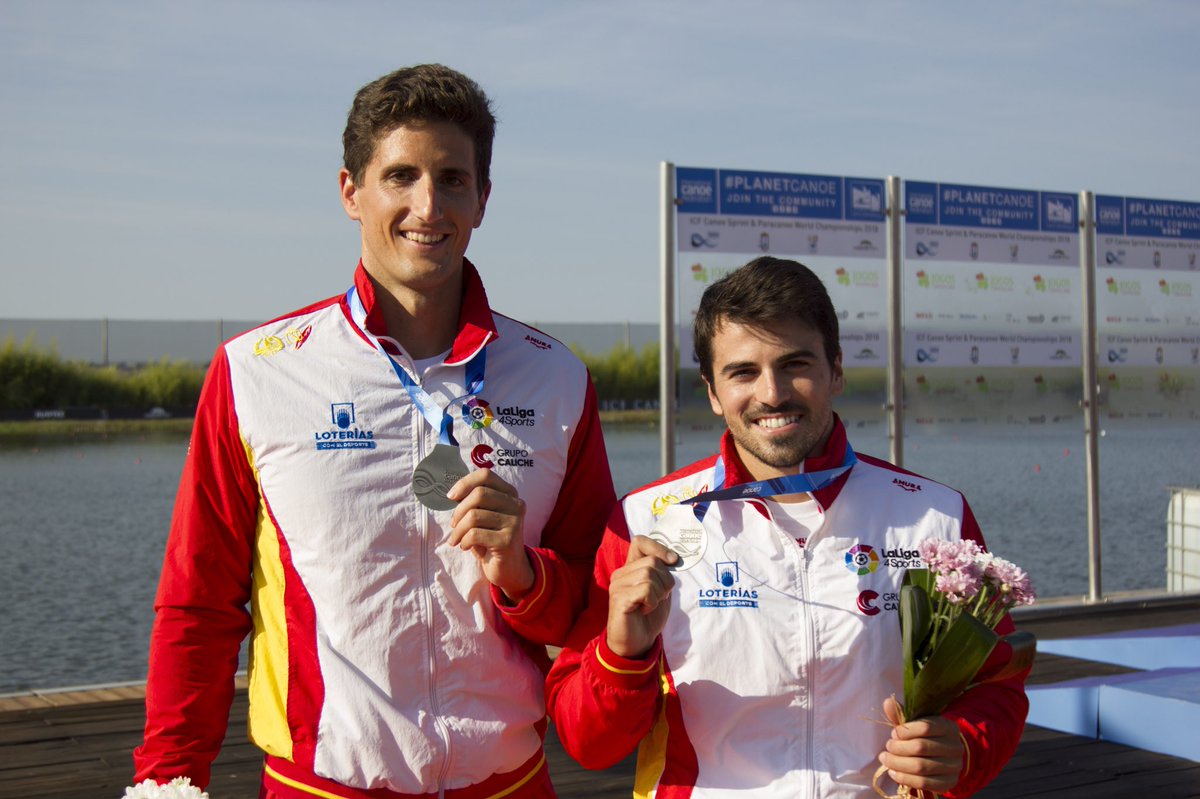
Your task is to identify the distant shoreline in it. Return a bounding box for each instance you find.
[0,409,661,438]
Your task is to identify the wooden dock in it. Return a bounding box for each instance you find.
[3,593,1198,798]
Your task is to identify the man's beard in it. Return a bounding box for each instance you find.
[732,404,831,470]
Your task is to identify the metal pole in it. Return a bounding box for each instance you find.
[101,317,109,366]
[885,176,905,467]
[660,162,677,476]
[1079,191,1103,603]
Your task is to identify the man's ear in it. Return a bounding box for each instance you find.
[339,168,361,222]
[705,375,724,417]
[474,180,492,228]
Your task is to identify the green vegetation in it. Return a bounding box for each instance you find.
[0,335,205,411]
[0,417,195,437]
[572,341,659,403]
[0,336,880,434]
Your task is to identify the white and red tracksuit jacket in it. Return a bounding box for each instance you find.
[546,418,1028,799]
[134,261,615,798]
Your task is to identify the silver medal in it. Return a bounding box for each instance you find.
[646,503,708,571]
[413,444,470,510]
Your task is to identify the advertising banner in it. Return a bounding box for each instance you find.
[901,181,1083,426]
[675,167,887,360]
[903,181,1081,371]
[1095,195,1200,420]
[674,167,888,426]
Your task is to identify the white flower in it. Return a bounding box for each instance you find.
[123,777,210,799]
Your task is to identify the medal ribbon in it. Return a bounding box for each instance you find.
[346,286,485,447]
[681,445,857,521]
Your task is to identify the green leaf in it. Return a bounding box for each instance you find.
[904,567,937,596]
[899,579,933,709]
[970,630,1037,687]
[908,612,998,720]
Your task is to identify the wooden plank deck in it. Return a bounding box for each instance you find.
[3,593,1198,798]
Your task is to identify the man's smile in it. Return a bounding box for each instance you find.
[753,414,802,430]
[401,230,449,245]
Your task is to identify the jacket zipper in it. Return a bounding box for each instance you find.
[795,518,817,798]
[414,386,453,794]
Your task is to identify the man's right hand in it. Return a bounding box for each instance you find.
[606,536,679,658]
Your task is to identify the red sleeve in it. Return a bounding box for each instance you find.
[545,508,664,769]
[494,376,615,646]
[132,347,259,787]
[942,500,1031,798]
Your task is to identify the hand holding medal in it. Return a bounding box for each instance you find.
[606,535,680,659]
[447,468,535,602]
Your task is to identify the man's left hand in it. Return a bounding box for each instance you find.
[447,469,534,602]
[877,696,965,795]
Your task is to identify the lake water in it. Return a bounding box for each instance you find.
[1,420,1197,693]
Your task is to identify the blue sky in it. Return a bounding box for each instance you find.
[2,0,1198,324]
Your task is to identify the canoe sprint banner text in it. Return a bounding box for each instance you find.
[677,167,886,259]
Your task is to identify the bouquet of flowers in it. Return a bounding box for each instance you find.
[874,539,1037,799]
[123,777,210,799]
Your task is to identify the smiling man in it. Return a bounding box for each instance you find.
[546,257,1029,798]
[132,65,614,799]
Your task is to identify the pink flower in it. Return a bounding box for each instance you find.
[936,569,982,603]
[942,539,982,571]
[919,539,942,569]
[921,539,982,573]
[985,557,1036,605]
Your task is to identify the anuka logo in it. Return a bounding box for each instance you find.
[314,402,376,450]
[892,478,922,493]
[524,334,552,351]
[698,561,759,609]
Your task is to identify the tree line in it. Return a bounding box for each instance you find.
[0,336,659,412]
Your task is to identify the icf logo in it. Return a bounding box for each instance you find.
[845,544,880,576]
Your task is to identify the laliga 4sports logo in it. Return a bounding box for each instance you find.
[845,544,879,576]
[462,398,493,429]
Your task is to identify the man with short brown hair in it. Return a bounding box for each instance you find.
[548,257,1028,798]
[134,64,614,799]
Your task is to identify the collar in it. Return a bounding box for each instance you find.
[346,258,498,365]
[717,413,853,511]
